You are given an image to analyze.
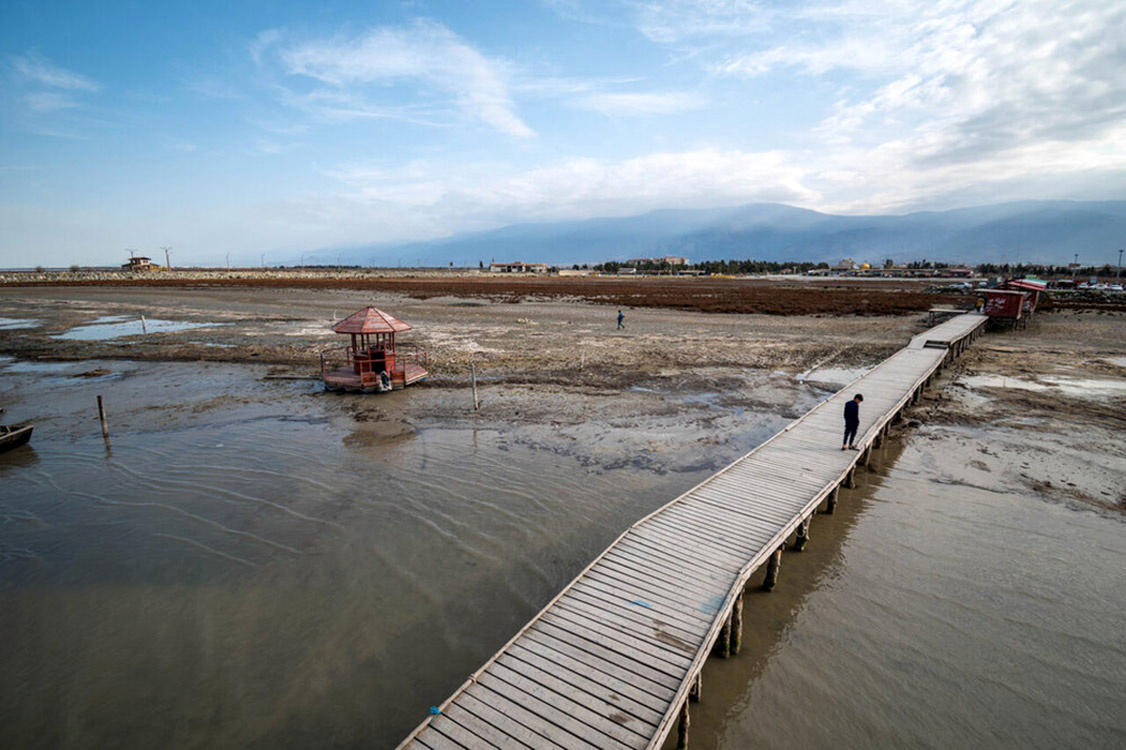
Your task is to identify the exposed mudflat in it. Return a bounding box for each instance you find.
[2,287,1125,749]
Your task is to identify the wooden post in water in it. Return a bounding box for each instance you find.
[763,547,783,591]
[730,591,743,655]
[714,611,732,658]
[845,467,856,489]
[689,672,702,702]
[97,395,109,438]
[677,699,690,750]
[794,516,811,551]
[824,486,839,514]
[470,357,479,411]
[140,315,147,334]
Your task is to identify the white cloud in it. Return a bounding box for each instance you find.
[632,0,775,43]
[574,90,708,115]
[275,21,533,137]
[10,52,100,91]
[318,148,818,241]
[23,91,80,113]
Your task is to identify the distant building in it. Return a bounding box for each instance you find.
[832,258,857,273]
[122,256,153,271]
[489,261,548,273]
[625,255,689,267]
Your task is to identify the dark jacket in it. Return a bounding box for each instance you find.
[844,400,860,425]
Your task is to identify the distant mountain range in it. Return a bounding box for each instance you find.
[330,200,1126,268]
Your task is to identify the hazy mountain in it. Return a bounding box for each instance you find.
[330,200,1126,267]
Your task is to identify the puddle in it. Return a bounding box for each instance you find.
[187,341,236,348]
[961,374,1126,399]
[53,316,228,341]
[2,360,80,375]
[0,317,41,330]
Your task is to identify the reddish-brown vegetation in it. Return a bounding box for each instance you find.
[3,276,964,315]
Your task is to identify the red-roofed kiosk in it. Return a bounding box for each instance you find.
[321,306,428,392]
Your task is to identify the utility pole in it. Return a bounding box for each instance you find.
[161,246,172,270]
[1118,248,1123,278]
[226,252,230,269]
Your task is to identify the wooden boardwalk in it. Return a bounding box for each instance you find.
[399,313,988,750]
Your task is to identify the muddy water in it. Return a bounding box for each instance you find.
[682,434,1126,749]
[0,360,738,748]
[3,360,1125,749]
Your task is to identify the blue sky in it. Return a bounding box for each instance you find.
[2,0,1125,267]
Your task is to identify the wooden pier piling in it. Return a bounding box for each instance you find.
[794,516,811,551]
[762,547,783,591]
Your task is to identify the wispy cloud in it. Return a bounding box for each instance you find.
[271,20,533,137]
[574,90,707,115]
[22,91,81,113]
[10,52,100,91]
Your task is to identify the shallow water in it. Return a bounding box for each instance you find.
[680,435,1126,749]
[2,360,1124,748]
[53,315,227,340]
[0,317,40,330]
[0,361,725,748]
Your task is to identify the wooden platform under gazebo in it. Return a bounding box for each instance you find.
[320,306,428,392]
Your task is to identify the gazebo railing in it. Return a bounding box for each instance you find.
[396,342,429,372]
[320,343,428,386]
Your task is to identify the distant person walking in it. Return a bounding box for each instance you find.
[842,393,863,450]
[617,309,625,330]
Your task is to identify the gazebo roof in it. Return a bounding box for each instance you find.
[332,306,412,334]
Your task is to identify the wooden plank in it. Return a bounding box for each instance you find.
[464,682,603,749]
[456,692,555,749]
[537,613,687,679]
[550,600,697,665]
[572,574,713,633]
[490,660,651,747]
[508,640,669,718]
[413,722,467,750]
[428,713,498,748]
[565,582,707,641]
[442,701,536,748]
[607,543,728,587]
[521,627,678,699]
[596,552,727,603]
[642,514,764,555]
[477,672,635,749]
[627,525,747,569]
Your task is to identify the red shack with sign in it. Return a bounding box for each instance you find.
[320,306,429,393]
[983,289,1029,325]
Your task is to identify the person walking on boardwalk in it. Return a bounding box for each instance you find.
[842,393,863,450]
[616,309,625,330]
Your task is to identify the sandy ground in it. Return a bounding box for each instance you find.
[3,287,1123,512]
[906,310,1126,513]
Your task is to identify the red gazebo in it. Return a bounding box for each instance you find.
[320,306,429,392]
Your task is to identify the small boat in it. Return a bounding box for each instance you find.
[0,423,34,453]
